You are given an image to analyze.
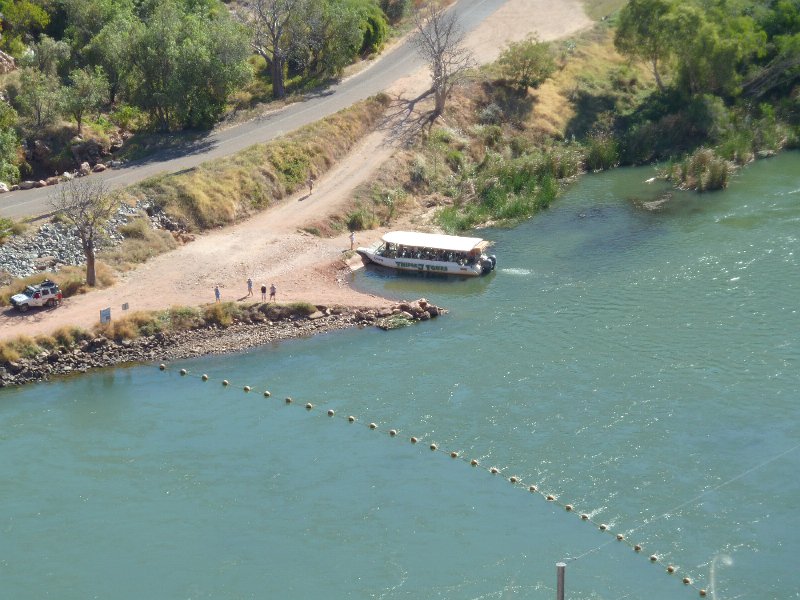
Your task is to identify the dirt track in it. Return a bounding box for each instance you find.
[0,0,591,341]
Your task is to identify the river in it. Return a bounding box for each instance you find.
[2,153,798,599]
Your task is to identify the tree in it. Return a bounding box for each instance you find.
[665,3,765,97]
[86,13,135,104]
[61,66,109,133]
[126,0,251,130]
[18,34,70,77]
[0,0,50,56]
[0,128,21,184]
[412,1,474,118]
[238,0,309,99]
[497,36,556,89]
[614,0,674,92]
[50,178,119,287]
[16,67,62,129]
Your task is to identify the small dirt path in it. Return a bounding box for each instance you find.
[0,0,591,341]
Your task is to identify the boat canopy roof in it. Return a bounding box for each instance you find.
[382,231,490,253]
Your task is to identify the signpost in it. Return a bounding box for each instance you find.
[100,307,111,323]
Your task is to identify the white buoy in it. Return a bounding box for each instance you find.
[348,416,356,423]
[179,369,187,376]
[263,390,270,397]
[222,380,229,386]
[201,374,209,381]
[285,397,293,404]
[389,429,397,437]
[327,409,335,417]
[305,403,313,410]
[243,386,251,392]
[369,422,377,430]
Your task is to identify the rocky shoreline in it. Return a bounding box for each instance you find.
[0,299,445,387]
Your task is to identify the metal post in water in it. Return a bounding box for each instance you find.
[556,562,566,600]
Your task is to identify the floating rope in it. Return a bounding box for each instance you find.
[159,363,746,597]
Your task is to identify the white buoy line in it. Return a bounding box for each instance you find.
[161,362,709,596]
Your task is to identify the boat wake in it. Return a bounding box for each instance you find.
[500,268,531,276]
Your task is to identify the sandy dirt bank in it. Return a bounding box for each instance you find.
[0,0,591,342]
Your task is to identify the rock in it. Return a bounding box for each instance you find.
[426,305,440,317]
[33,256,57,270]
[418,298,429,309]
[34,180,47,188]
[19,180,36,190]
[109,160,123,168]
[62,171,74,180]
[33,140,52,161]
[88,336,109,351]
[79,162,91,176]
[0,50,15,74]
[45,176,61,186]
[307,311,325,320]
[10,184,18,191]
[0,182,8,193]
[92,163,107,173]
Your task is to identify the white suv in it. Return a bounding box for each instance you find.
[10,280,63,312]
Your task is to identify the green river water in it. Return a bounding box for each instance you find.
[2,153,798,599]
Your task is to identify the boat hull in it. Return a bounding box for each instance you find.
[358,249,484,276]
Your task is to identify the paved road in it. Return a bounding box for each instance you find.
[1,0,508,220]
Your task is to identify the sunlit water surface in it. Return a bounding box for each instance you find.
[2,154,799,599]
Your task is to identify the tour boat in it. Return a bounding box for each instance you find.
[357,231,496,277]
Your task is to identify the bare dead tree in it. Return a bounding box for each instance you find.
[50,178,119,287]
[236,0,308,99]
[412,1,475,119]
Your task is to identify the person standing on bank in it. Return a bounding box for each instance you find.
[261,284,267,301]
[247,277,253,297]
[307,175,314,194]
[214,285,221,303]
[350,230,355,250]
[269,283,276,302]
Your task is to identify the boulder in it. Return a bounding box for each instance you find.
[62,171,73,180]
[92,163,107,172]
[34,180,47,188]
[45,176,61,186]
[19,180,36,190]
[0,50,15,74]
[307,311,325,320]
[33,140,52,161]
[79,162,91,176]
[0,182,8,193]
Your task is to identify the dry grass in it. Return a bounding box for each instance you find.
[128,95,390,232]
[100,218,178,271]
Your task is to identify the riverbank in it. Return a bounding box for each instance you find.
[0,298,445,387]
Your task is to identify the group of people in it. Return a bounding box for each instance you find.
[215,280,276,303]
[380,243,473,265]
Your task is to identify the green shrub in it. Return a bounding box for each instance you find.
[347,206,379,231]
[497,36,557,89]
[584,130,619,171]
[668,147,730,191]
